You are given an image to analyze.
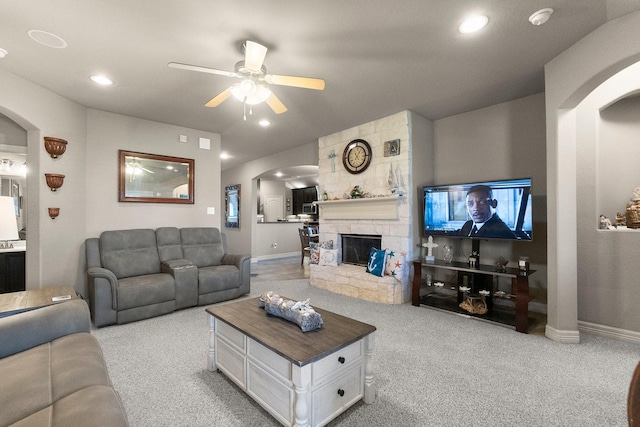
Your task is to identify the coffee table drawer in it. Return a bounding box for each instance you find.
[312,364,363,425]
[313,340,362,383]
[216,336,246,388]
[248,339,292,381]
[247,360,294,425]
[216,319,245,351]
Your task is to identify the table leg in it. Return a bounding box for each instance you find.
[207,315,218,371]
[363,332,376,404]
[292,364,311,427]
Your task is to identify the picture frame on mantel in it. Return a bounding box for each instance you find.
[383,139,400,157]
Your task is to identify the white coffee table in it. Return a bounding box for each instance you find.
[206,297,376,427]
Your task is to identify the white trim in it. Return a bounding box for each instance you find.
[578,321,640,343]
[545,325,580,343]
[251,252,299,263]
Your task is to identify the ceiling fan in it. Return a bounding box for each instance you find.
[168,41,325,118]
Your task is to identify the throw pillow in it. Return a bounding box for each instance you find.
[386,250,407,281]
[366,247,387,277]
[309,240,333,264]
[318,247,339,266]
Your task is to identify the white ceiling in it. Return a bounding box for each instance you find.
[0,1,637,171]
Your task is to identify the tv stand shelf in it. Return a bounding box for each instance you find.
[412,259,533,333]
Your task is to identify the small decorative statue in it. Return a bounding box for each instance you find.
[350,185,363,199]
[422,236,437,262]
[616,212,626,227]
[495,256,508,272]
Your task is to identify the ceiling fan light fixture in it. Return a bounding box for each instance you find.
[231,80,271,105]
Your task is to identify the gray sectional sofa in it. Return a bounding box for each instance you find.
[0,299,129,426]
[86,227,250,328]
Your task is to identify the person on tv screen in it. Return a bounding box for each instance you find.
[458,185,517,239]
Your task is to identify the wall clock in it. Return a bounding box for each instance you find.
[342,139,372,174]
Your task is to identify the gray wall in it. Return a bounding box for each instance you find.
[545,10,640,341]
[221,141,318,256]
[431,93,548,302]
[85,109,222,236]
[0,69,222,299]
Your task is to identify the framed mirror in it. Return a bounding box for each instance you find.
[118,150,194,204]
[225,184,240,228]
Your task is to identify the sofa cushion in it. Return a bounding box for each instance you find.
[100,229,161,279]
[0,333,112,426]
[156,227,184,262]
[12,385,129,427]
[198,265,240,294]
[117,273,176,311]
[180,228,225,267]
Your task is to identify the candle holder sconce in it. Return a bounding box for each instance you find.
[44,137,68,159]
[48,207,60,219]
[45,173,65,191]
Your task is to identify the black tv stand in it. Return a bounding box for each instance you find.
[412,258,533,333]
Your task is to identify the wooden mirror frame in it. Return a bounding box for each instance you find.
[118,150,194,204]
[225,184,240,228]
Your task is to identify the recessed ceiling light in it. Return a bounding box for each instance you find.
[0,48,7,59]
[274,172,284,177]
[90,75,113,86]
[27,29,67,48]
[220,152,230,160]
[529,8,553,26]
[258,119,271,127]
[459,15,489,34]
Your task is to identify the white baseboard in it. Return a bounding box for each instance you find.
[251,252,299,263]
[578,320,640,343]
[545,325,581,343]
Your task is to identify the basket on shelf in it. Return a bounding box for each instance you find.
[626,199,640,229]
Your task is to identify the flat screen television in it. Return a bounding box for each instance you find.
[422,178,532,241]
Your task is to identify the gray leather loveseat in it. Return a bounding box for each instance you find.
[0,300,129,426]
[86,227,250,327]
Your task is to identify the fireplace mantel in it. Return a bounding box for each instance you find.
[315,195,401,220]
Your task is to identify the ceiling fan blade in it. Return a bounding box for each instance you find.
[168,62,238,78]
[266,93,288,114]
[244,41,268,72]
[205,87,233,107]
[266,74,325,90]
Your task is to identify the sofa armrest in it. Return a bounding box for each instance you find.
[222,253,251,294]
[88,267,118,309]
[0,299,91,359]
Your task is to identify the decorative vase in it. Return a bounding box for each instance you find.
[43,137,68,159]
[45,173,65,191]
[443,245,453,263]
[48,207,60,219]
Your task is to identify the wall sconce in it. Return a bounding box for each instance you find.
[44,136,68,159]
[45,173,65,191]
[48,207,60,219]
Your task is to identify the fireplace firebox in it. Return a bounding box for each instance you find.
[341,234,382,266]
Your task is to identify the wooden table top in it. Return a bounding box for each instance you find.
[0,285,79,317]
[206,296,376,367]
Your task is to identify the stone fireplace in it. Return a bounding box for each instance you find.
[308,110,432,304]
